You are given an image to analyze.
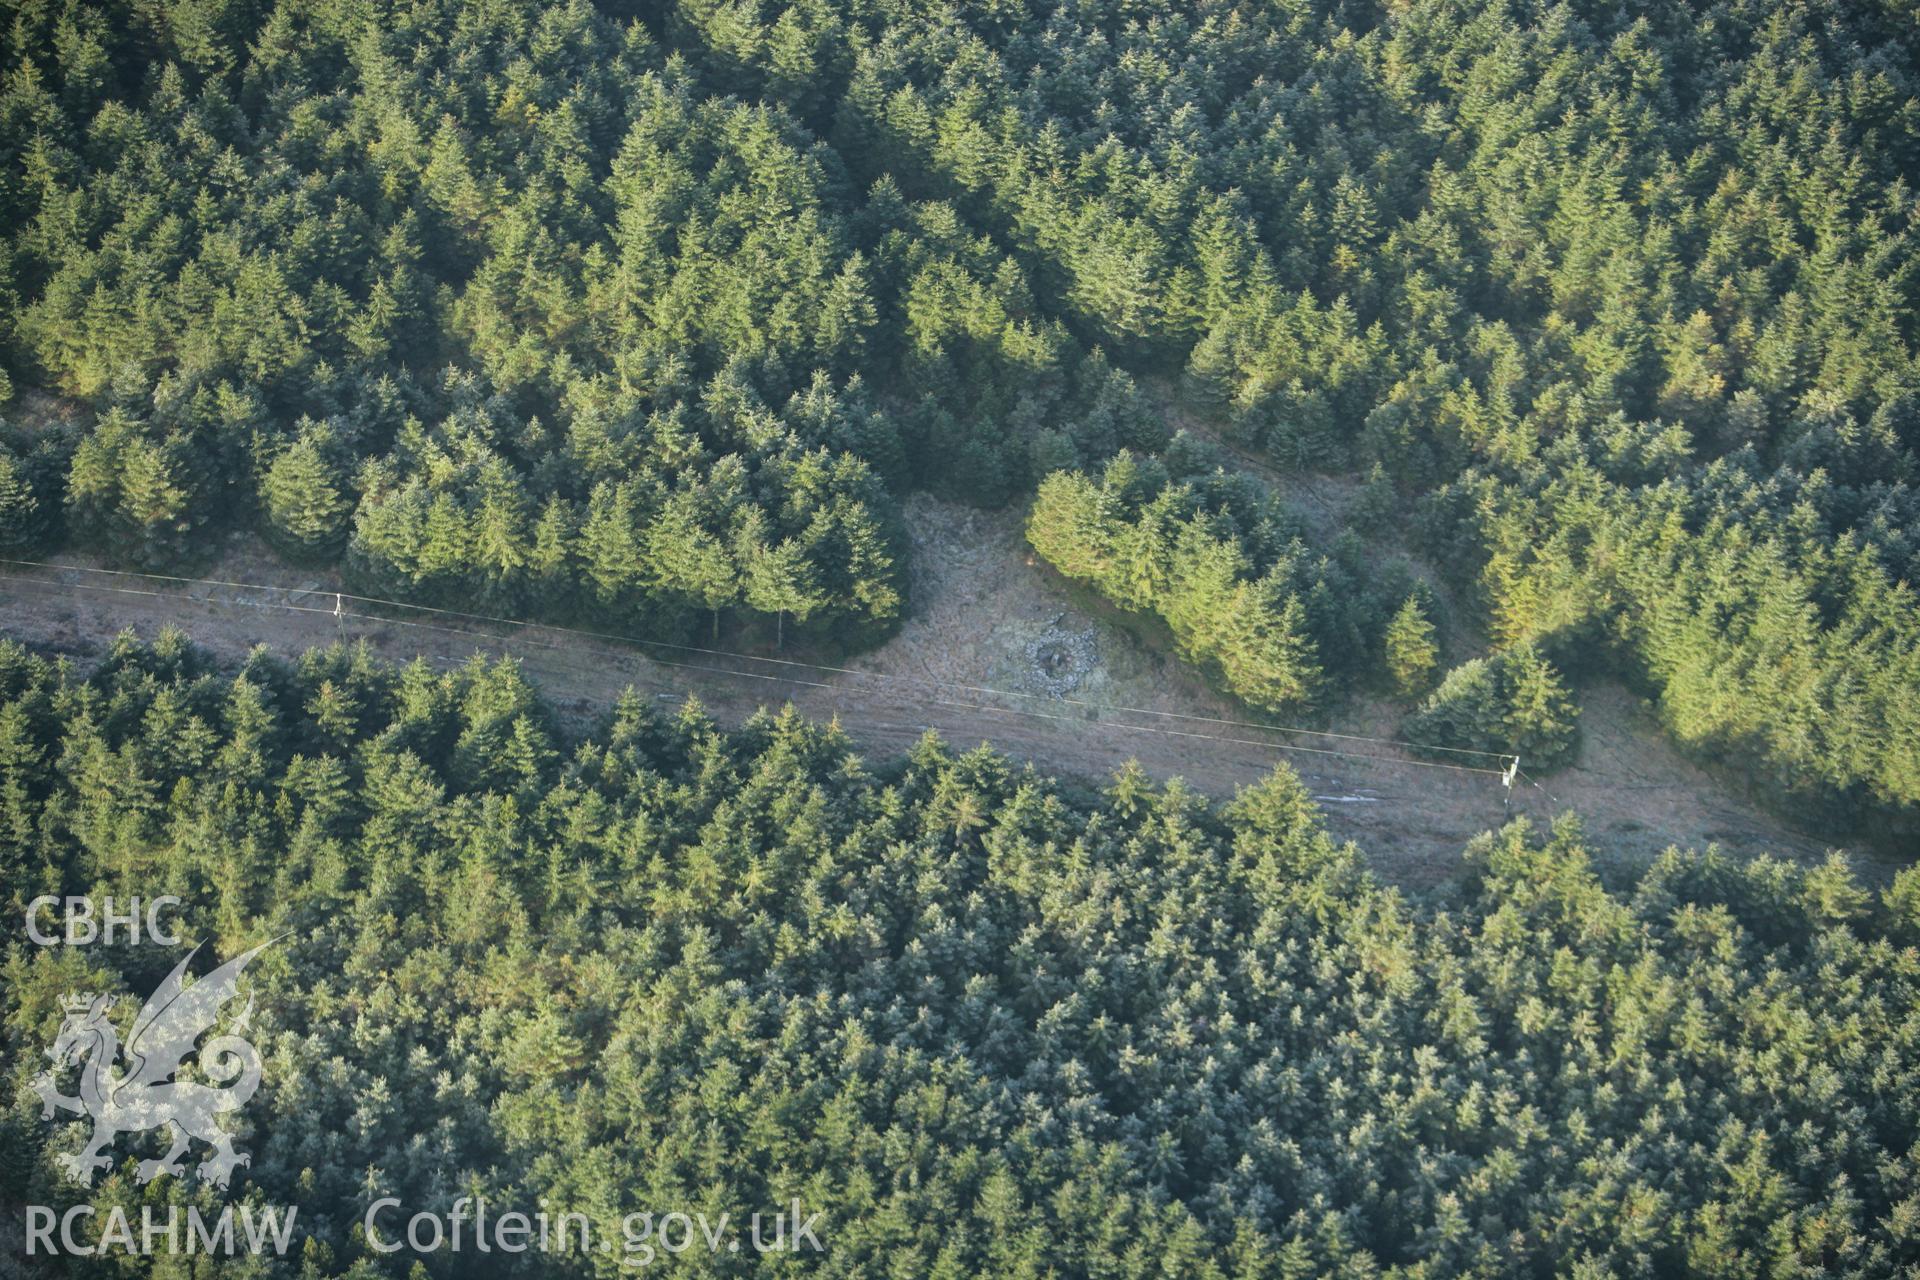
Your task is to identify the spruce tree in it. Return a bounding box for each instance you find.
[1500,643,1579,767]
[1384,594,1439,698]
[263,434,352,556]
[0,449,38,548]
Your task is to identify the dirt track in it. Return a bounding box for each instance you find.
[0,512,1858,890]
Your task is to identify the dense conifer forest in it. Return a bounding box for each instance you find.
[4,0,1920,1271]
[2,632,1919,1276]
[0,0,1915,821]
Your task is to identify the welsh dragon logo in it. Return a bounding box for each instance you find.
[29,940,272,1188]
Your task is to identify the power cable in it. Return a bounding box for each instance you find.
[0,561,1513,777]
[0,557,1514,762]
[0,556,1512,758]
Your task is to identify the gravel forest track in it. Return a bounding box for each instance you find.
[0,517,1857,890]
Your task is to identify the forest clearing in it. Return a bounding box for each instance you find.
[0,491,1843,888]
[5,0,1919,1271]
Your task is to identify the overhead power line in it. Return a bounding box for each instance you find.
[0,556,1510,756]
[0,559,1516,778]
[0,558,1516,762]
